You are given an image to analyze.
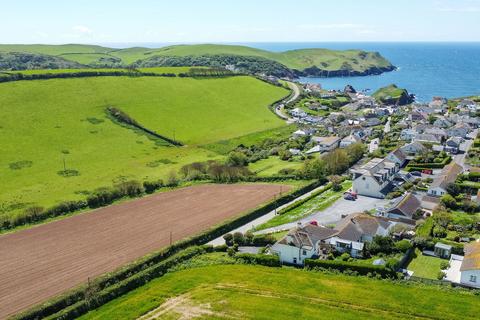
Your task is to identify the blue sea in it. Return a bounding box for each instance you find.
[109,42,480,102]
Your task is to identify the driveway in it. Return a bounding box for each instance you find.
[257,195,390,234]
[454,130,477,170]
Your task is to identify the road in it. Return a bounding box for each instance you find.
[274,81,301,122]
[256,195,390,235]
[208,183,328,246]
[453,129,477,170]
[384,117,391,133]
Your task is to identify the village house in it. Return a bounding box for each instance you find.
[400,128,415,141]
[445,137,463,154]
[447,123,472,139]
[386,148,408,167]
[386,193,421,222]
[413,133,442,145]
[311,136,341,152]
[351,158,399,198]
[433,118,453,129]
[400,141,427,156]
[270,213,399,265]
[339,134,362,148]
[427,162,463,197]
[459,241,480,288]
[369,138,380,153]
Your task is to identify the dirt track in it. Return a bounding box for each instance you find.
[0,183,288,318]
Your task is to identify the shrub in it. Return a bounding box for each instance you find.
[433,226,447,238]
[233,232,245,245]
[304,259,398,278]
[437,271,446,280]
[440,261,450,270]
[223,233,233,246]
[395,239,412,253]
[441,194,457,209]
[143,179,164,194]
[115,180,144,197]
[234,253,281,267]
[339,253,351,261]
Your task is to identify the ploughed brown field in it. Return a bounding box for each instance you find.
[0,183,289,318]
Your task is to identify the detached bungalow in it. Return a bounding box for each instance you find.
[427,163,463,197]
[387,193,421,222]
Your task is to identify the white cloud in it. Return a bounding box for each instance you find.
[72,25,93,34]
[297,23,364,30]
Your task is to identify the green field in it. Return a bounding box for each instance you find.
[0,75,287,219]
[407,249,444,279]
[248,157,303,176]
[0,43,394,73]
[256,181,352,230]
[80,264,479,320]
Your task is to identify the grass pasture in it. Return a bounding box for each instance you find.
[0,75,287,219]
[80,264,479,320]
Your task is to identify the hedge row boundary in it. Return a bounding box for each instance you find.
[304,259,399,279]
[13,180,322,320]
[406,156,452,170]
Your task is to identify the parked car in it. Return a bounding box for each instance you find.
[410,171,422,177]
[344,191,358,199]
[422,169,433,175]
[344,193,356,201]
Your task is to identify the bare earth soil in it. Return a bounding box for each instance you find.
[0,183,288,318]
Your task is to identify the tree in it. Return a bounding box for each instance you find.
[366,235,395,255]
[441,194,457,209]
[226,151,248,167]
[394,239,412,253]
[323,148,349,175]
[223,233,233,246]
[329,175,343,191]
[345,143,365,165]
[297,158,326,180]
[433,211,453,228]
[446,183,461,197]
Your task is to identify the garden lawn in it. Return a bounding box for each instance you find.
[79,264,479,320]
[407,249,444,279]
[0,76,287,220]
[255,181,352,230]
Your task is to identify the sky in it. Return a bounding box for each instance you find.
[1,0,480,44]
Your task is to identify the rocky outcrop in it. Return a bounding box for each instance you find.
[344,85,357,94]
[373,84,414,106]
[293,65,396,78]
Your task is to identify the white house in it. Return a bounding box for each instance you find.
[311,136,341,152]
[400,129,415,141]
[351,158,399,198]
[427,162,463,197]
[459,241,480,288]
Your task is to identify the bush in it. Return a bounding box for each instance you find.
[143,179,164,194]
[433,226,447,238]
[441,194,457,209]
[339,252,351,261]
[223,233,233,246]
[233,232,245,245]
[234,253,281,267]
[440,261,450,270]
[395,239,412,253]
[304,259,398,278]
[437,271,446,280]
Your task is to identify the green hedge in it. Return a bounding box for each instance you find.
[234,253,281,267]
[304,259,399,278]
[406,156,452,169]
[14,180,322,320]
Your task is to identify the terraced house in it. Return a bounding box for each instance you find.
[351,158,399,198]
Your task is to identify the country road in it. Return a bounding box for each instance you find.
[274,81,301,122]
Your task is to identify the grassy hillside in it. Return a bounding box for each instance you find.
[0,76,287,220]
[0,43,395,76]
[373,84,414,105]
[80,264,479,319]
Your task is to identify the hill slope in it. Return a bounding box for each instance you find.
[0,43,395,77]
[80,264,479,320]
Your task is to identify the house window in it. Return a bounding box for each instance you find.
[470,275,477,283]
[302,250,307,255]
[293,257,297,264]
[362,177,366,180]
